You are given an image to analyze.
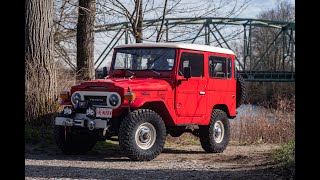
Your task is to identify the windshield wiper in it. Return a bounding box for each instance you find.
[147,69,161,76]
[125,69,135,76]
[118,69,135,76]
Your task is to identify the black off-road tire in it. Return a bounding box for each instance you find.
[53,126,97,155]
[199,109,230,153]
[236,73,246,108]
[118,109,166,161]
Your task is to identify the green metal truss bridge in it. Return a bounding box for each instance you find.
[91,17,295,82]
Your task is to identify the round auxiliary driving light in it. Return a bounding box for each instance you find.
[109,94,120,107]
[63,106,73,116]
[71,92,81,105]
[86,106,96,118]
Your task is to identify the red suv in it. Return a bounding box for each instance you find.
[54,43,246,161]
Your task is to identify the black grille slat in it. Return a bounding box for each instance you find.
[84,95,108,106]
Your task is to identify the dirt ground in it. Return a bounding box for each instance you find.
[25,142,292,179]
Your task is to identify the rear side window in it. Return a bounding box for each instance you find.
[209,56,232,79]
[179,52,204,77]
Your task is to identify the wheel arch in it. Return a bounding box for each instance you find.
[212,104,233,118]
[139,101,175,127]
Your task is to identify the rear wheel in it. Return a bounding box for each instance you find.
[199,109,230,153]
[53,126,97,155]
[119,109,166,161]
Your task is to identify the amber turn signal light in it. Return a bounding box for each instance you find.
[124,92,136,101]
[60,91,70,100]
[124,87,135,101]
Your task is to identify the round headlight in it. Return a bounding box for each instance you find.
[109,94,119,107]
[63,106,73,116]
[71,92,81,105]
[86,106,96,118]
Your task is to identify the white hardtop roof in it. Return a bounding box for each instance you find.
[115,42,235,55]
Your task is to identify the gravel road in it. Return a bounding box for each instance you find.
[25,143,290,180]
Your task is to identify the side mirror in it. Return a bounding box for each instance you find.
[102,67,108,77]
[183,67,191,79]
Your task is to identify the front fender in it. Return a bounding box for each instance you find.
[130,97,166,108]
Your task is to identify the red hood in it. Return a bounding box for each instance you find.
[72,78,171,91]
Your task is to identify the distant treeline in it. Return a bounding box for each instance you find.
[245,81,295,108]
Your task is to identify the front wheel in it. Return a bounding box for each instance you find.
[53,126,97,155]
[199,109,230,153]
[118,109,166,161]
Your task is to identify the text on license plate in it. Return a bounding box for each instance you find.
[96,108,112,118]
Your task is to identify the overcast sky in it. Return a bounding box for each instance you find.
[240,0,295,18]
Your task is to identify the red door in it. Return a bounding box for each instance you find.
[207,54,236,116]
[175,51,207,118]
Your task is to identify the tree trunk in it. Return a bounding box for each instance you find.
[136,0,143,43]
[25,0,57,125]
[77,0,96,81]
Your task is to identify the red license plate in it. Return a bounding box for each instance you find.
[96,107,112,118]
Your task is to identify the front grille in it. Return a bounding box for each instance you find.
[84,95,108,106]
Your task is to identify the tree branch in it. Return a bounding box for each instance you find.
[156,0,168,42]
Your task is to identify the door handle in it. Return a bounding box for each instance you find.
[199,91,205,95]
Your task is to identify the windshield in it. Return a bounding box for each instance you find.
[113,48,176,71]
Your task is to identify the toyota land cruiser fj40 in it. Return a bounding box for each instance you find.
[54,43,246,161]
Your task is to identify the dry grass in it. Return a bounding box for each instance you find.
[166,133,200,146]
[167,96,295,146]
[55,65,77,112]
[230,96,295,145]
[25,61,76,127]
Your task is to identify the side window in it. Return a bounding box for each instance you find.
[209,56,228,78]
[179,52,204,77]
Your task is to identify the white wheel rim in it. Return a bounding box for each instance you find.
[135,122,156,150]
[213,120,224,143]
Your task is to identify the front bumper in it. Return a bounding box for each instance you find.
[55,113,108,130]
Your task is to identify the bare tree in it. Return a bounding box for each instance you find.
[77,0,96,81]
[53,0,78,70]
[95,0,250,42]
[100,0,144,43]
[251,0,295,71]
[136,0,143,43]
[156,0,168,42]
[25,0,57,125]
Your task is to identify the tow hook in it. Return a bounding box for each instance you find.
[88,120,96,130]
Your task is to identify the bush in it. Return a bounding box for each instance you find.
[272,140,295,177]
[25,126,41,144]
[25,125,54,145]
[272,139,295,165]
